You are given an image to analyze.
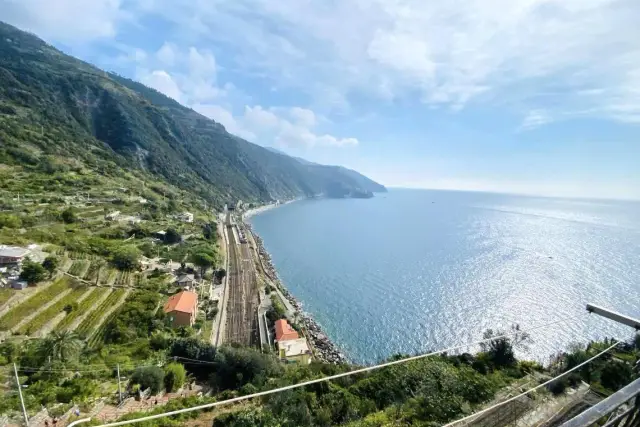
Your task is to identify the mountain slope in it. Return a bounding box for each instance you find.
[0,21,385,208]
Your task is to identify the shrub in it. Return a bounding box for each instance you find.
[130,366,165,394]
[19,258,47,285]
[164,363,187,392]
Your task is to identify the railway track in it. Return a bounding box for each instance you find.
[224,224,260,346]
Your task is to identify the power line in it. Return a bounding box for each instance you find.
[86,313,586,427]
[14,363,162,373]
[442,340,620,426]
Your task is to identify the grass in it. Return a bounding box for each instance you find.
[19,286,90,335]
[54,287,111,332]
[0,288,15,307]
[77,289,126,338]
[0,278,71,331]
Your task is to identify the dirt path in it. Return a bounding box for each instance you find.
[11,288,73,333]
[67,287,112,331]
[35,287,96,337]
[86,288,130,340]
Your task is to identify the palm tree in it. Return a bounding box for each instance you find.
[37,331,83,364]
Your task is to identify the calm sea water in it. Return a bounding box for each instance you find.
[250,189,640,364]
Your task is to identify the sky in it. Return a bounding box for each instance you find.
[2,0,640,200]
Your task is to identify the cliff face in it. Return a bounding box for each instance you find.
[0,22,385,208]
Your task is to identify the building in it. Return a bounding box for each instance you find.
[275,319,299,341]
[163,291,198,327]
[175,274,195,288]
[105,211,121,221]
[274,319,312,364]
[10,279,28,290]
[0,246,30,265]
[179,212,194,223]
[277,337,312,364]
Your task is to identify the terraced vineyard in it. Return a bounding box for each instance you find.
[19,286,90,335]
[0,288,14,307]
[54,287,111,332]
[68,260,91,277]
[84,262,103,283]
[0,279,71,331]
[76,289,126,338]
[114,271,133,287]
[103,269,118,286]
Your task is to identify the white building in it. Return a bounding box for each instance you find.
[179,212,194,223]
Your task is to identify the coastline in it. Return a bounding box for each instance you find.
[242,202,348,364]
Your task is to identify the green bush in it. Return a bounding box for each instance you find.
[164,363,187,392]
[130,366,165,394]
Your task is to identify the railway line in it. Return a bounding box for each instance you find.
[224,223,259,346]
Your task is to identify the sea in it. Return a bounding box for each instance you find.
[249,189,640,364]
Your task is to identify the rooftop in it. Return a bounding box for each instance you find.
[0,246,30,258]
[275,319,299,341]
[176,274,195,283]
[163,291,197,314]
[278,337,311,357]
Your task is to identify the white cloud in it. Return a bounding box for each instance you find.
[194,104,357,148]
[193,104,256,141]
[188,47,217,78]
[127,0,640,124]
[156,42,176,66]
[521,109,552,130]
[289,107,317,128]
[139,70,182,102]
[1,0,124,42]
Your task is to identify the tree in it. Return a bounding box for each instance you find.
[61,207,77,224]
[130,366,165,394]
[164,362,187,392]
[111,246,141,271]
[191,250,215,277]
[19,259,47,285]
[215,268,227,282]
[37,331,82,364]
[42,256,59,278]
[480,324,531,368]
[165,227,182,244]
[0,213,21,229]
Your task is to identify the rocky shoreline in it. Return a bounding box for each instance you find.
[244,220,348,364]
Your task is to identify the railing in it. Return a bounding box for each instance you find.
[560,377,640,426]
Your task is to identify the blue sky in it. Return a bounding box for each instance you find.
[3,0,640,199]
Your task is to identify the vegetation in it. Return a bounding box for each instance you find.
[111,246,141,271]
[42,255,59,277]
[54,287,110,332]
[19,286,89,335]
[19,258,47,285]
[75,289,125,337]
[131,366,165,394]
[164,362,187,392]
[0,279,70,330]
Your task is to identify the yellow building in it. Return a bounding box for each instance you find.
[277,337,312,364]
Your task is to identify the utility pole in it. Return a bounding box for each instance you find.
[117,364,122,405]
[13,363,28,426]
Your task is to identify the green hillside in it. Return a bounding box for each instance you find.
[0,21,385,209]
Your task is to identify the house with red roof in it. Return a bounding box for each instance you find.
[163,291,198,327]
[274,319,311,364]
[275,319,299,341]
